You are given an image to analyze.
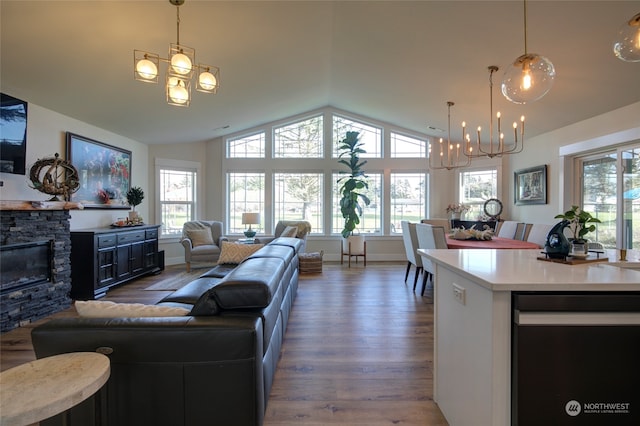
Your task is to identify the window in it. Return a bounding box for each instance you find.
[333,115,382,158]
[390,172,426,233]
[579,145,640,249]
[227,172,265,234]
[459,168,498,219]
[227,132,265,158]
[274,173,323,233]
[333,172,382,235]
[390,132,427,158]
[274,115,323,158]
[156,159,199,238]
[223,108,429,236]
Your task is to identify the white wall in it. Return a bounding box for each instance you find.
[0,101,149,230]
[508,102,640,225]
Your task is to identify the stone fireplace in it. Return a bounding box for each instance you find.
[0,201,82,332]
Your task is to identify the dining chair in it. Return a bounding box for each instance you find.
[401,221,423,291]
[420,218,451,233]
[514,222,527,240]
[415,223,448,296]
[496,221,524,239]
[525,223,554,248]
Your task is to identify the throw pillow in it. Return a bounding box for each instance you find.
[186,228,214,247]
[217,241,264,264]
[280,225,298,238]
[75,300,190,317]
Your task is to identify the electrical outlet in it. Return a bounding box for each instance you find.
[452,283,466,305]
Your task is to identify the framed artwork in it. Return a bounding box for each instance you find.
[514,165,547,205]
[66,132,131,209]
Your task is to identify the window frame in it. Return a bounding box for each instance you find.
[155,158,201,239]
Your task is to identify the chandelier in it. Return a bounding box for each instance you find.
[464,66,525,159]
[133,0,220,107]
[428,101,471,170]
[613,12,640,62]
[501,0,555,104]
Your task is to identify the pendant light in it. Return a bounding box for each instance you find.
[428,102,471,170]
[613,12,640,62]
[133,0,220,107]
[501,0,555,104]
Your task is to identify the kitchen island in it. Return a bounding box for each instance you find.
[418,248,640,426]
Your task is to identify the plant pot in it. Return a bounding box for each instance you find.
[342,235,366,255]
[128,211,139,221]
[570,240,588,257]
[450,212,461,220]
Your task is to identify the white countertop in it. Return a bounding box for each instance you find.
[418,248,640,292]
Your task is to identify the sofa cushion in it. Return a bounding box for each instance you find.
[75,300,190,317]
[200,264,236,278]
[186,228,214,247]
[217,241,264,264]
[160,277,222,305]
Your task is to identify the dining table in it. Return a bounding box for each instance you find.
[445,235,541,250]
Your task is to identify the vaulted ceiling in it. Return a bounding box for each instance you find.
[1,1,639,145]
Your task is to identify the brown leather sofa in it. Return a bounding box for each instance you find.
[31,237,302,426]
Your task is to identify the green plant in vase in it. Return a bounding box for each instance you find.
[126,186,144,223]
[554,205,601,255]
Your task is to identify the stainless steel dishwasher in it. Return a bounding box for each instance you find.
[512,292,640,426]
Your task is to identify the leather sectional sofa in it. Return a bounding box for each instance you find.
[31,237,303,426]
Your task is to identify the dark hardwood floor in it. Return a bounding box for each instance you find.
[1,261,448,425]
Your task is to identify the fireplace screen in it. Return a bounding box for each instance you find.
[0,240,52,292]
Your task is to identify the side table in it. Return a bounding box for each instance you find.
[0,352,110,426]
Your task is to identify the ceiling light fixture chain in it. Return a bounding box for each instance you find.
[501,0,555,104]
[133,0,220,107]
[428,101,471,170]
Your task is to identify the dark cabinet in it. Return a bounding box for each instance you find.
[70,225,161,299]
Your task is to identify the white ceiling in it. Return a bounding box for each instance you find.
[1,1,639,145]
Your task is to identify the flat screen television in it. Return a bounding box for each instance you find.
[0,93,28,175]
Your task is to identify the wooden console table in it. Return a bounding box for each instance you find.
[0,352,110,426]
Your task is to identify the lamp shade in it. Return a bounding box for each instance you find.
[501,53,555,104]
[242,212,260,225]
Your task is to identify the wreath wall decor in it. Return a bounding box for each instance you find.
[29,153,80,201]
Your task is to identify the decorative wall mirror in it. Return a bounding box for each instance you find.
[483,198,503,219]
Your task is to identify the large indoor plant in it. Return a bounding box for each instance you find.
[554,205,601,255]
[337,131,370,238]
[337,131,370,257]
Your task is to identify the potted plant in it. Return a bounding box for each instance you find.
[554,205,601,255]
[126,186,144,222]
[337,131,370,257]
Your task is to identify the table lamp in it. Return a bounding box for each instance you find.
[242,212,260,238]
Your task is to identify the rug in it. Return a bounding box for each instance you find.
[144,269,204,291]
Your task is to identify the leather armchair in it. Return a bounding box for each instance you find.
[181,220,227,271]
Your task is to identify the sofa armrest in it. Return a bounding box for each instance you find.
[181,237,194,250]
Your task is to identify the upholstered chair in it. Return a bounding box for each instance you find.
[181,221,227,271]
[255,220,311,252]
[401,221,423,290]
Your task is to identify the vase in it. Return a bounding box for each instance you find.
[450,212,461,220]
[570,240,588,257]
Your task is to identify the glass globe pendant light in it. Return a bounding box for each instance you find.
[613,12,640,62]
[501,0,555,104]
